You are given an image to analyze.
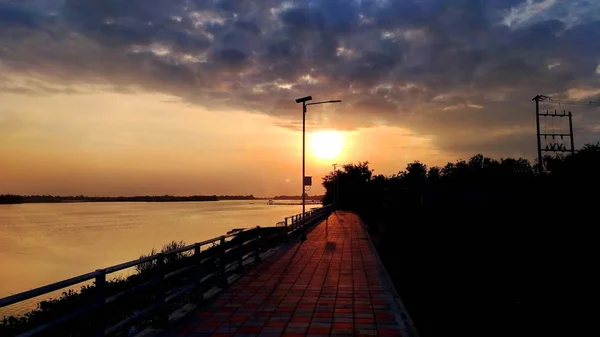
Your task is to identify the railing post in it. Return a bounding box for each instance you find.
[94,269,106,337]
[154,253,168,328]
[237,239,244,274]
[255,235,262,264]
[219,236,227,288]
[193,243,204,304]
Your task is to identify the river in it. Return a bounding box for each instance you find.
[0,200,309,316]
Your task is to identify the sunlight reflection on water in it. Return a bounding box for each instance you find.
[0,200,307,316]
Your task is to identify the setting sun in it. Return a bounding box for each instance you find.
[310,130,344,160]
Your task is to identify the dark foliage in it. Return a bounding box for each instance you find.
[216,195,256,200]
[0,195,24,204]
[0,195,219,203]
[271,195,324,200]
[322,145,600,337]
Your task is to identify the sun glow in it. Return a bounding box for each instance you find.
[310,130,344,160]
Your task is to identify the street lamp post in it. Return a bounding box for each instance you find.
[332,163,337,209]
[295,96,341,221]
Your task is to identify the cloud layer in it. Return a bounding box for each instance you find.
[1,0,600,158]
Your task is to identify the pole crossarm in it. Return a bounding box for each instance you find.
[306,100,342,106]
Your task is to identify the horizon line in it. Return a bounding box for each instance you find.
[0,194,325,199]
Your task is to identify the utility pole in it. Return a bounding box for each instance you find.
[568,111,575,155]
[533,95,544,171]
[533,95,576,172]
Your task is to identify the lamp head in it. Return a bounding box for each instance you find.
[295,96,313,103]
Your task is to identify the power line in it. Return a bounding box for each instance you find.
[540,96,600,106]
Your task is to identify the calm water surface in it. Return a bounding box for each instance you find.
[0,200,306,316]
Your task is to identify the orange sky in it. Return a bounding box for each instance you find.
[2,0,600,196]
[0,88,450,196]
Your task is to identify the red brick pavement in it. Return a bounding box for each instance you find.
[160,211,405,337]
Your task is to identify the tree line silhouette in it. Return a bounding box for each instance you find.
[0,195,219,204]
[322,144,599,337]
[0,194,324,204]
[268,194,324,200]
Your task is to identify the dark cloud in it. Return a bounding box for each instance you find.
[1,0,600,159]
[0,3,40,28]
[210,48,248,66]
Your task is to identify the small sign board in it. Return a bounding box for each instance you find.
[303,176,312,186]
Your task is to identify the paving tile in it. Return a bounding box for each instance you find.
[307,326,331,334]
[259,326,285,334]
[236,326,262,334]
[157,212,407,337]
[264,320,287,327]
[335,313,354,319]
[284,326,308,334]
[192,326,217,333]
[287,322,310,329]
[244,317,268,325]
[213,326,237,333]
[331,328,355,335]
[227,315,247,323]
[292,310,313,317]
[290,316,311,323]
[356,324,378,330]
[378,329,403,337]
[332,322,353,330]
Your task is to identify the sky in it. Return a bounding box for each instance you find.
[1,0,600,196]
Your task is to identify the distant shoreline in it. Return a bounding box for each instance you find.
[0,194,324,205]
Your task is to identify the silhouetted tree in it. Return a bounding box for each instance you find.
[320,144,600,337]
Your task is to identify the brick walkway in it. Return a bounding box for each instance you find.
[161,211,408,337]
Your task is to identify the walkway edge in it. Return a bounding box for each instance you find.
[132,241,292,337]
[134,220,324,337]
[358,214,421,337]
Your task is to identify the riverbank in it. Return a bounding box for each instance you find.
[0,195,219,204]
[0,194,324,204]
